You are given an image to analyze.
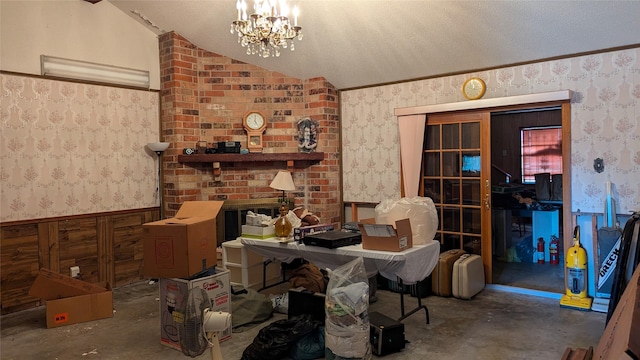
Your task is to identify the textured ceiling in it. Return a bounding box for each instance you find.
[109,0,640,90]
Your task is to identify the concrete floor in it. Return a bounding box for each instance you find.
[1,279,605,360]
[493,225,566,294]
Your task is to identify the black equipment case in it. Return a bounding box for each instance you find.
[302,230,361,249]
[369,311,406,356]
[287,287,325,323]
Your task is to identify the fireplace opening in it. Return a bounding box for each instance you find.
[216,198,292,245]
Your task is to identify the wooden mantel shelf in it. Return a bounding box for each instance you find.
[178,152,324,164]
[178,152,324,180]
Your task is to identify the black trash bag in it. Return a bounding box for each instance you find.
[241,314,321,360]
[290,326,325,360]
[515,235,534,263]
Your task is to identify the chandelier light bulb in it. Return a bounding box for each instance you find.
[230,0,302,58]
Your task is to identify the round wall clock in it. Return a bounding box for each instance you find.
[462,77,486,100]
[242,111,267,153]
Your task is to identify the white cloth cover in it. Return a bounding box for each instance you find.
[240,237,440,284]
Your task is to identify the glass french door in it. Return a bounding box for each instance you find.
[421,111,493,282]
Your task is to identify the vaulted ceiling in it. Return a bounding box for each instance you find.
[109,0,640,90]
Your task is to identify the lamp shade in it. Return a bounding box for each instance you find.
[147,142,170,153]
[269,170,295,191]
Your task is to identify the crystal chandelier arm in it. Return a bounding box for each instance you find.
[230,0,302,58]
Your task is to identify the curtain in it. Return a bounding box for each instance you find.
[398,114,426,197]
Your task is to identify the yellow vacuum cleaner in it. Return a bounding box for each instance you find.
[560,226,593,310]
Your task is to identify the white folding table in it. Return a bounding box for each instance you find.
[240,237,440,323]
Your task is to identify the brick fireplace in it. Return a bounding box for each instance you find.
[158,32,341,226]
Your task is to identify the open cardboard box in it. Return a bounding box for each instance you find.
[28,268,113,328]
[358,218,413,252]
[143,201,223,278]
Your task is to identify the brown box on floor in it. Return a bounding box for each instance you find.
[142,201,223,278]
[358,218,413,252]
[28,268,113,328]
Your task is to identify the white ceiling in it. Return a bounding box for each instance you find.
[108,0,640,90]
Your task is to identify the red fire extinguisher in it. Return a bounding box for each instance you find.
[537,237,545,264]
[549,235,560,265]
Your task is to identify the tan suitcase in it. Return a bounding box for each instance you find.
[431,249,465,296]
[452,254,485,299]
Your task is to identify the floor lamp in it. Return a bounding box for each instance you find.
[147,142,170,219]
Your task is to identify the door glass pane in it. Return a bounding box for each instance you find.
[463,235,482,255]
[442,234,460,252]
[443,179,460,204]
[461,151,480,177]
[424,153,440,176]
[442,207,460,232]
[442,124,459,149]
[461,180,480,205]
[462,122,480,149]
[463,208,481,234]
[425,124,440,150]
[423,179,441,204]
[442,152,459,177]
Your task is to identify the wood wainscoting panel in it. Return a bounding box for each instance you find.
[98,215,114,285]
[1,224,41,314]
[59,218,99,284]
[37,221,59,271]
[112,212,147,286]
[0,208,156,315]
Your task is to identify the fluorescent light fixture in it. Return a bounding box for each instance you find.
[41,55,150,89]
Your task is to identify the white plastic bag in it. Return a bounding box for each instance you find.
[375,196,438,245]
[324,257,371,359]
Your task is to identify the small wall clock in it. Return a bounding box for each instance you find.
[462,77,486,100]
[242,111,267,153]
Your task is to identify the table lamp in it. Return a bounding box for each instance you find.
[147,142,170,219]
[269,170,296,238]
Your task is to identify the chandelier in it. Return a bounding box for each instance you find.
[230,0,303,58]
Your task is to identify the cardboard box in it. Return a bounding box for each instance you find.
[358,218,413,252]
[143,201,223,278]
[594,266,640,359]
[28,268,113,328]
[241,224,276,239]
[293,223,335,242]
[159,270,231,351]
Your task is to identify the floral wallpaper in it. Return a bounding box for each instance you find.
[342,47,640,214]
[0,74,160,222]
